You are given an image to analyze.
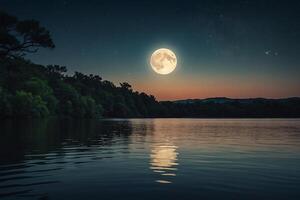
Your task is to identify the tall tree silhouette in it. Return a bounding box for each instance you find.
[0,11,55,59]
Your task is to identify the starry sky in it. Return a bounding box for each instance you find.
[1,0,300,100]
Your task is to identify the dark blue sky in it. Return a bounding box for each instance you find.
[1,0,300,100]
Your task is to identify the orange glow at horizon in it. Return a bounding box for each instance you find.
[108,67,300,101]
[131,76,300,101]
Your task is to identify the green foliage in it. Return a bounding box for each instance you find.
[0,54,163,118]
[24,77,58,114]
[24,77,52,97]
[11,91,49,118]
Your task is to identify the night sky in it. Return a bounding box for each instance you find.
[1,0,300,100]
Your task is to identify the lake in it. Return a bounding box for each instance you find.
[0,119,300,200]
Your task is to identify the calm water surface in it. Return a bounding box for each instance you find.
[0,119,300,199]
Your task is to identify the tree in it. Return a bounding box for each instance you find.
[24,77,58,114]
[0,11,55,59]
[24,77,53,98]
[12,90,49,118]
[120,82,132,91]
[46,65,67,78]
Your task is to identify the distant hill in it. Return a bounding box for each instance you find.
[173,97,300,104]
[159,97,300,118]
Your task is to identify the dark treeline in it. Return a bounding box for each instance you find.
[1,11,300,119]
[162,98,300,118]
[0,58,163,118]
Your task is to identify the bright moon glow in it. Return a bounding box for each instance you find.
[150,48,177,75]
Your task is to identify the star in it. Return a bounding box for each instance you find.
[265,50,271,55]
[265,50,279,56]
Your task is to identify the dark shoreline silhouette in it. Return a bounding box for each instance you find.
[1,55,299,119]
[1,11,300,119]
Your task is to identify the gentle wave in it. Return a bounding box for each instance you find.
[0,119,300,199]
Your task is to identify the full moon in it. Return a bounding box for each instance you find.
[150,48,177,75]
